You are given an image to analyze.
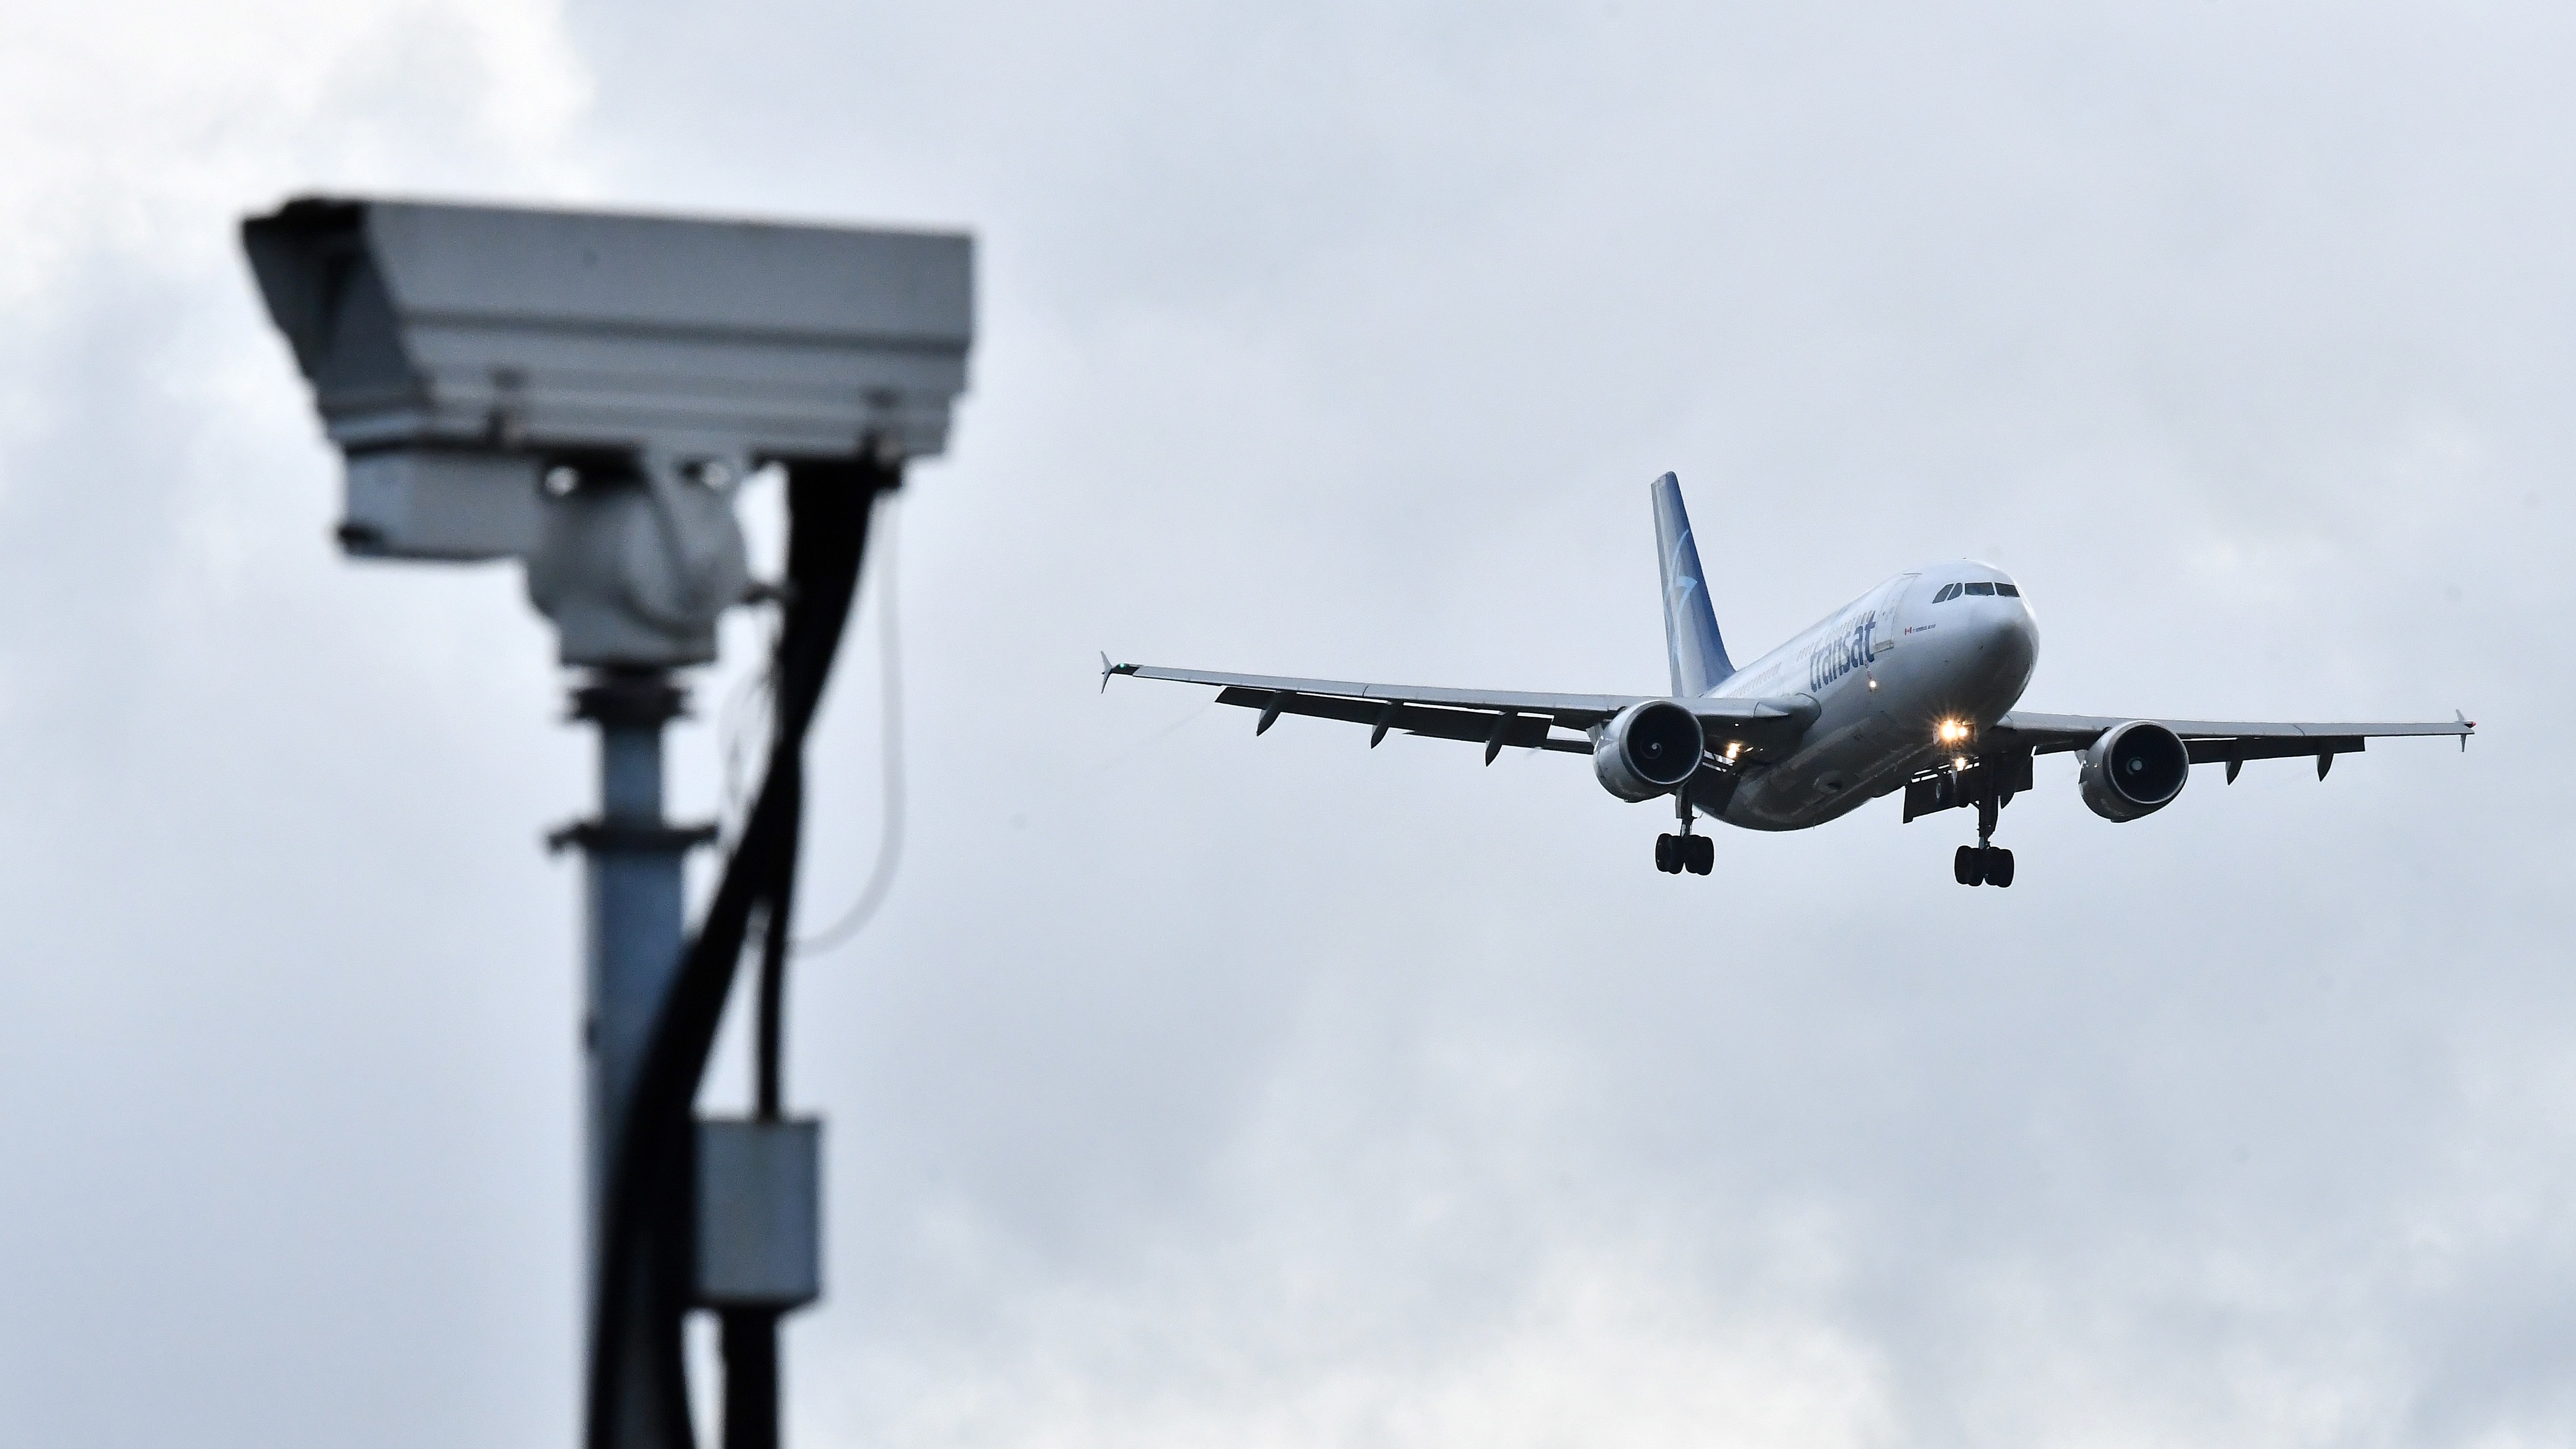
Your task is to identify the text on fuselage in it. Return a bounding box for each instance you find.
[1809,611,1880,693]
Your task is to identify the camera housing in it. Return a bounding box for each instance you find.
[243,196,973,664]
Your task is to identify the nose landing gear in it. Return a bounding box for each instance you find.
[1954,791,2014,887]
[1905,747,2031,889]
[1656,790,1714,875]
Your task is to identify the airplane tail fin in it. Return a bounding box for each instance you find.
[1650,472,1734,697]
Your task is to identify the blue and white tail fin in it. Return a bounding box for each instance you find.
[1651,472,1734,697]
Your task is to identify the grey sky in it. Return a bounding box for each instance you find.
[0,3,2568,1445]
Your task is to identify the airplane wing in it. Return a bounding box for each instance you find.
[1103,659,1818,763]
[1992,710,2474,776]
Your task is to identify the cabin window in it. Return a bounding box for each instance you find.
[1996,582,2020,597]
[1934,583,1961,602]
[1964,581,1995,596]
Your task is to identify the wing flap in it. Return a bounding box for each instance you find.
[1128,664,1635,726]
[1121,661,1821,761]
[1997,711,2471,755]
[2185,735,2365,765]
[1210,684,1573,751]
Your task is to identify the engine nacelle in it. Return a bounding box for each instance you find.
[1593,700,1707,802]
[2080,720,2190,821]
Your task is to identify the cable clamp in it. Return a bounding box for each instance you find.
[546,819,721,856]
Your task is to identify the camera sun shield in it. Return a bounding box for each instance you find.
[244,196,973,480]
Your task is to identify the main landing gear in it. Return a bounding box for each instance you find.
[1657,833,1714,874]
[1953,791,2015,888]
[1954,844,2014,887]
[1656,792,1714,875]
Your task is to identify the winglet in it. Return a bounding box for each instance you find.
[1100,652,1138,693]
[2458,709,2475,751]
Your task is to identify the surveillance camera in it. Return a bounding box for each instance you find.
[242,195,973,666]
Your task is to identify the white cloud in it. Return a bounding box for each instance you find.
[1,3,2572,1446]
[0,0,590,305]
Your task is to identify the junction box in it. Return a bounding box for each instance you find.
[694,1117,822,1311]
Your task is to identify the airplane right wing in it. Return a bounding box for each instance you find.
[1103,658,1819,764]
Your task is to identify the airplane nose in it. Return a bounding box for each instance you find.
[1995,600,2039,675]
[1965,597,2038,673]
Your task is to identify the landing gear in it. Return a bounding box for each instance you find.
[1953,791,2015,888]
[1656,834,1714,874]
[1954,843,2014,887]
[1656,792,1714,875]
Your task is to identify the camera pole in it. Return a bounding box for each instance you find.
[554,671,712,1449]
[241,196,970,1449]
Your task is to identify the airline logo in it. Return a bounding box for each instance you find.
[1808,611,1879,692]
[1667,531,1702,608]
[1664,524,1726,689]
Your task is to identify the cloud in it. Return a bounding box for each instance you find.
[0,3,2571,1446]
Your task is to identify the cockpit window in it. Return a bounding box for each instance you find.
[1934,582,1961,602]
[1996,583,2020,597]
[1964,581,1995,596]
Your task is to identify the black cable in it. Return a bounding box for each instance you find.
[794,496,904,956]
[716,646,777,850]
[718,1309,781,1449]
[585,455,892,1449]
[754,785,798,1120]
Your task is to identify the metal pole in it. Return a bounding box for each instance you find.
[557,670,713,1449]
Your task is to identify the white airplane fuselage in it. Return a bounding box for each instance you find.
[1707,563,2039,831]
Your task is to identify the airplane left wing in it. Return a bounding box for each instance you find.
[1103,659,1817,763]
[1993,709,2474,776]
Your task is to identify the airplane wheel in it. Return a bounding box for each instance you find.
[1686,836,1715,875]
[1655,835,1681,873]
[1954,845,1983,886]
[1987,848,2015,888]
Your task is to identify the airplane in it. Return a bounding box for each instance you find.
[1101,473,2473,887]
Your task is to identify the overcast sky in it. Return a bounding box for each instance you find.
[1,3,2570,1446]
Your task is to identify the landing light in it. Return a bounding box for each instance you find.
[1954,755,1970,771]
[1935,718,1970,744]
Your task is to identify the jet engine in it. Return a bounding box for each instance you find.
[2079,720,2190,821]
[1593,700,1707,801]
